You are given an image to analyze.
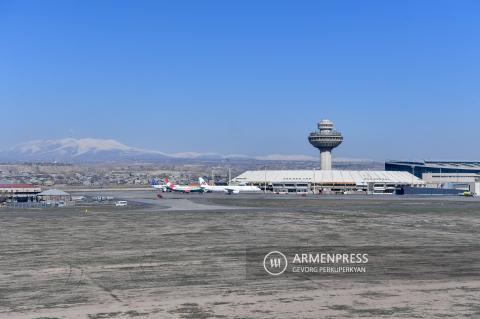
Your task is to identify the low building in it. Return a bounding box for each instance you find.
[0,184,41,202]
[233,170,424,194]
[37,189,72,203]
[421,172,480,194]
[421,172,480,185]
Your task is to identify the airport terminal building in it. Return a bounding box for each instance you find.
[233,170,424,194]
[385,161,480,194]
[232,121,428,194]
[385,161,480,178]
[385,161,480,185]
[233,121,478,195]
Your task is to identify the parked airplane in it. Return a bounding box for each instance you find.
[165,178,204,193]
[149,178,167,192]
[199,177,262,194]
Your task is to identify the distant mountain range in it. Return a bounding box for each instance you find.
[0,138,170,162]
[0,138,375,164]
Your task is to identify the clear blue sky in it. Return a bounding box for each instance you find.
[1,0,479,160]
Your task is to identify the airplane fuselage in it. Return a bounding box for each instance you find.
[168,185,204,193]
[199,178,261,194]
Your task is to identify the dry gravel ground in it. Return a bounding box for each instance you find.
[0,193,479,318]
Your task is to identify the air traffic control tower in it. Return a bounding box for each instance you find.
[308,119,343,170]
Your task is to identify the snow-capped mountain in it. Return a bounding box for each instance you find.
[0,137,375,164]
[0,138,169,162]
[17,138,134,155]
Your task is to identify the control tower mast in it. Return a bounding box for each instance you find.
[308,119,343,170]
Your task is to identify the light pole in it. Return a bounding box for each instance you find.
[264,166,267,194]
[228,167,231,186]
[313,167,316,194]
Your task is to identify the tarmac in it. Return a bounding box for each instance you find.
[0,191,479,318]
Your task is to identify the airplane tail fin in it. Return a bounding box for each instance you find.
[199,177,208,186]
[165,178,173,187]
[150,178,158,186]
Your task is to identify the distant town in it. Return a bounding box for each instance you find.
[0,159,383,189]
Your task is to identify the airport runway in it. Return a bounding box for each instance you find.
[79,190,243,211]
[0,193,479,318]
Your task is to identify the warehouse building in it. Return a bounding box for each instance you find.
[232,170,424,194]
[0,184,41,202]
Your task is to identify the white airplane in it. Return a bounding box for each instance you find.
[199,177,262,194]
